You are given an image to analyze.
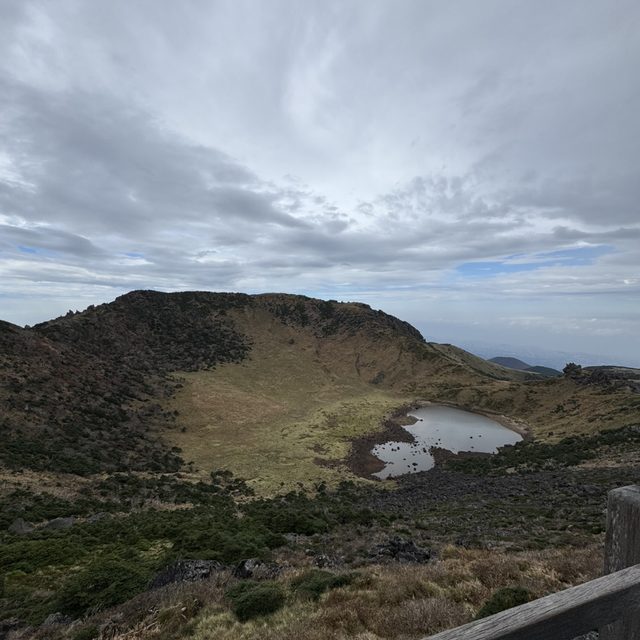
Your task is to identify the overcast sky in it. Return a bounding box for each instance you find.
[1,0,639,365]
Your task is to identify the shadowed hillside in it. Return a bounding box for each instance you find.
[0,291,254,474]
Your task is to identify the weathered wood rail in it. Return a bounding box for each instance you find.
[425,485,640,640]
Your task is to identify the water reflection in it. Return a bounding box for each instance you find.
[372,405,522,479]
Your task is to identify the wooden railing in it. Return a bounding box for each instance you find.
[424,486,640,640]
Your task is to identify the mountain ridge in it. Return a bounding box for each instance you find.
[488,356,562,378]
[0,290,522,480]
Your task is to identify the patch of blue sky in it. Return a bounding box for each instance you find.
[125,252,145,258]
[456,245,614,278]
[17,245,59,258]
[538,245,613,264]
[456,261,539,277]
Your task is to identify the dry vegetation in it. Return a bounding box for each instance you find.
[43,545,600,640]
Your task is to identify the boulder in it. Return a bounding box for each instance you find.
[313,554,343,568]
[42,612,72,626]
[42,517,75,530]
[369,536,431,563]
[233,558,283,580]
[87,512,109,524]
[0,618,22,640]
[150,559,224,589]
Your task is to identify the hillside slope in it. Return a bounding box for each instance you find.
[0,291,519,481]
[489,356,531,370]
[1,290,638,491]
[489,356,562,378]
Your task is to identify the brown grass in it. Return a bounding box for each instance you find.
[163,306,416,494]
[59,545,601,640]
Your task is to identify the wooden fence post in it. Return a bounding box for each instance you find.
[601,485,640,640]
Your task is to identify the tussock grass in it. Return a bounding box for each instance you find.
[77,545,600,640]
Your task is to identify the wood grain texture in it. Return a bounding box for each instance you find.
[423,561,640,640]
[602,485,640,640]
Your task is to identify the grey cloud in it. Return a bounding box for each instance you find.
[0,78,302,237]
[0,224,103,257]
[208,187,308,228]
[507,175,640,226]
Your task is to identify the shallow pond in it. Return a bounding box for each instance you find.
[372,405,522,479]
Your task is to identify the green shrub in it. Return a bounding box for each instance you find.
[476,586,532,619]
[57,558,150,617]
[72,625,99,640]
[290,570,354,601]
[225,580,286,622]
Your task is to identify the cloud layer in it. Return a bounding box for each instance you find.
[1,1,638,362]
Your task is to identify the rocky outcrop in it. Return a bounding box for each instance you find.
[369,536,432,563]
[150,559,225,589]
[233,558,283,580]
[7,518,34,536]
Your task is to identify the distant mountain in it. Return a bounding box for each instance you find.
[526,365,563,378]
[444,337,640,370]
[488,356,562,378]
[488,356,531,371]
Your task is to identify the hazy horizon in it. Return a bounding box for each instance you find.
[1,1,638,362]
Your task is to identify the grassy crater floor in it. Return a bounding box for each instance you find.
[163,308,415,494]
[160,307,640,496]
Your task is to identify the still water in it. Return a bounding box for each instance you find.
[372,405,522,479]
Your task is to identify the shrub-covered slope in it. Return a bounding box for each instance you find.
[1,291,515,476]
[0,291,254,474]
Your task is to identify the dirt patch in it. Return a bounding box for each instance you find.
[347,406,418,477]
[429,446,492,466]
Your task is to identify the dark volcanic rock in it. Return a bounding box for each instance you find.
[42,612,72,626]
[86,512,109,524]
[8,518,34,535]
[369,536,432,563]
[150,559,225,589]
[233,558,283,580]
[42,516,75,530]
[313,554,343,569]
[0,618,21,640]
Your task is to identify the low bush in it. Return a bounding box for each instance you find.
[225,580,286,622]
[449,425,640,475]
[72,625,99,640]
[476,586,532,618]
[57,558,150,617]
[290,570,355,601]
